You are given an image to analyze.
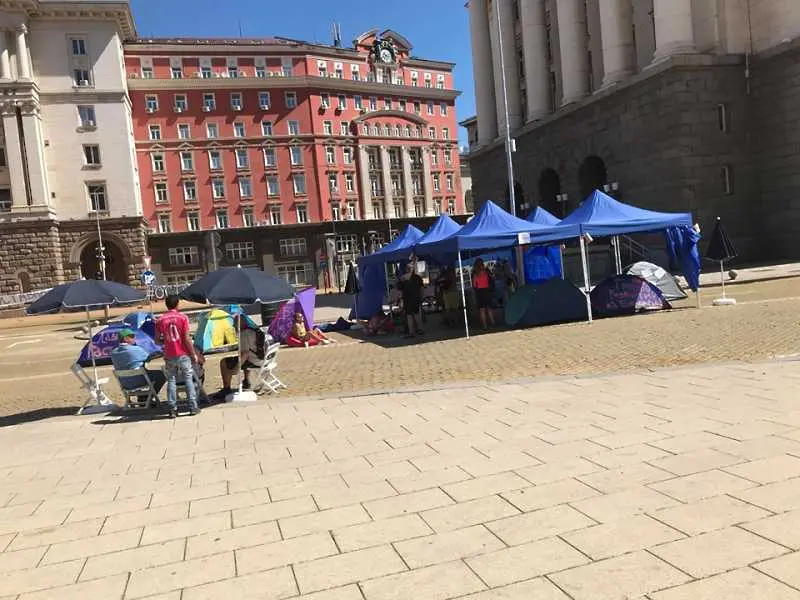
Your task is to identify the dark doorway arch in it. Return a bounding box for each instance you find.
[578,156,608,200]
[80,239,128,283]
[504,181,526,218]
[538,168,562,217]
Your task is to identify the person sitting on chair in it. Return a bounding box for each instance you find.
[111,328,166,398]
[287,311,332,347]
[213,315,268,399]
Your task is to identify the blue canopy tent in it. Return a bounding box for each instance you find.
[410,213,462,265]
[526,206,561,226]
[525,206,564,283]
[418,201,579,339]
[358,224,424,266]
[352,224,425,320]
[550,190,699,322]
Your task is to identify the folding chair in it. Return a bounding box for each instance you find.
[113,367,160,410]
[70,363,112,415]
[175,363,208,407]
[253,343,287,395]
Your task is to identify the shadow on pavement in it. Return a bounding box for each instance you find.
[0,406,80,427]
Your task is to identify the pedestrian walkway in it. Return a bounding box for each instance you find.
[1,359,800,598]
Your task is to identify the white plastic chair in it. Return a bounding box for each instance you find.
[253,343,287,395]
[70,362,113,415]
[113,367,160,410]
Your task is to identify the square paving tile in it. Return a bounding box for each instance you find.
[549,550,691,600]
[651,526,788,578]
[653,494,772,536]
[650,567,800,600]
[563,514,685,560]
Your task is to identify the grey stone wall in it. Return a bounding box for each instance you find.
[752,44,800,261]
[0,217,147,295]
[470,57,770,261]
[0,220,64,293]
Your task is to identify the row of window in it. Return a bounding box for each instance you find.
[146,119,452,142]
[159,192,458,235]
[144,91,449,118]
[150,146,455,173]
[138,57,446,90]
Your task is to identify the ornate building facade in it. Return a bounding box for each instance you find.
[466,0,800,261]
[0,0,145,295]
[125,31,462,236]
[0,4,464,296]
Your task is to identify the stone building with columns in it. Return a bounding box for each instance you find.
[466,0,800,261]
[0,0,145,295]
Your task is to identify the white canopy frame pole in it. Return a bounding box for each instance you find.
[719,260,726,300]
[612,236,622,274]
[79,306,112,414]
[579,236,593,323]
[236,310,243,395]
[457,251,470,340]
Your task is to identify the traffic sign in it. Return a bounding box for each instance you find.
[141,270,156,286]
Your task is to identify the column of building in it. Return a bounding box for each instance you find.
[0,29,11,79]
[489,0,522,133]
[357,145,374,220]
[400,146,415,218]
[468,0,499,145]
[379,146,393,218]
[556,0,590,105]
[2,23,49,214]
[520,0,550,121]
[652,0,695,61]
[421,147,434,216]
[598,0,635,87]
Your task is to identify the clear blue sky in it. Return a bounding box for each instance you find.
[129,0,476,145]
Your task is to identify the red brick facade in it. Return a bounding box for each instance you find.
[125,30,463,234]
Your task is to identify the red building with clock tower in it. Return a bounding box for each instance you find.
[125,29,463,235]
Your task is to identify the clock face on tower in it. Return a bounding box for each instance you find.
[379,48,392,64]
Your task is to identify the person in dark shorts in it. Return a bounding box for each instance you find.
[399,262,424,337]
[471,258,495,329]
[212,315,267,398]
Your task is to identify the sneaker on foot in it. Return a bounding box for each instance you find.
[168,408,177,419]
[189,407,201,416]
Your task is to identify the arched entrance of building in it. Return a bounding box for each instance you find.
[504,181,526,218]
[79,240,127,282]
[578,156,608,201]
[538,168,562,217]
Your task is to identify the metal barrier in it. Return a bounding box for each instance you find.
[0,288,51,309]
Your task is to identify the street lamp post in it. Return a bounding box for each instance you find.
[494,0,517,218]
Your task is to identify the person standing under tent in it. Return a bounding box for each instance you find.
[472,258,495,330]
[399,262,424,338]
[156,295,205,418]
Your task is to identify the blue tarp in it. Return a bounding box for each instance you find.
[525,246,563,283]
[419,201,575,256]
[349,263,387,320]
[665,225,702,292]
[358,224,425,266]
[526,206,561,226]
[556,190,692,236]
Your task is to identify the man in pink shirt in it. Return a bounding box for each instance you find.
[156,295,205,418]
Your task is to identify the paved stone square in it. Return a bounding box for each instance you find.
[1,358,800,598]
